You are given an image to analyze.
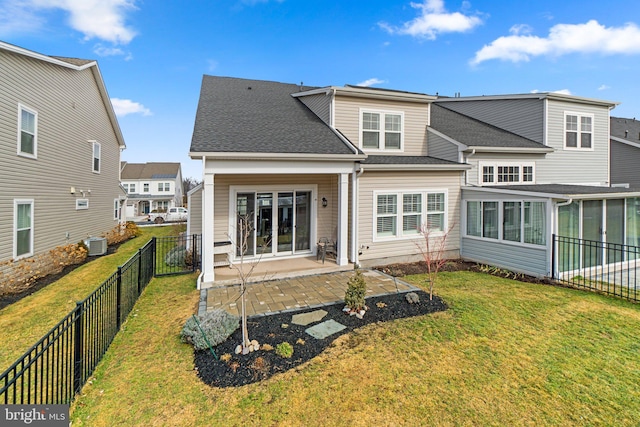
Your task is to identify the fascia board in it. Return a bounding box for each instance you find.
[363,163,471,171]
[189,151,366,161]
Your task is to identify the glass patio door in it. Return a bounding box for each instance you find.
[236,190,312,258]
[606,199,625,264]
[582,200,603,268]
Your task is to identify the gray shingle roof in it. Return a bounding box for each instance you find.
[190,76,357,155]
[121,162,180,180]
[430,104,547,149]
[611,116,640,144]
[490,184,640,196]
[50,56,94,66]
[362,155,463,165]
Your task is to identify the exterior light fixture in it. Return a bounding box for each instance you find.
[322,197,328,208]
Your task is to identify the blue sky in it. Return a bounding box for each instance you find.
[2,0,640,179]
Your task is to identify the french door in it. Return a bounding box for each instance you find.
[235,190,312,258]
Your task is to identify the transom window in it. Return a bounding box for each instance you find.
[14,200,34,258]
[466,200,546,246]
[375,190,447,239]
[565,113,593,149]
[361,110,403,151]
[480,162,535,185]
[18,105,37,158]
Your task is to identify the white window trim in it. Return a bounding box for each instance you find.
[114,199,121,220]
[17,104,38,159]
[359,108,405,152]
[564,111,594,151]
[91,141,101,173]
[143,183,150,193]
[76,199,89,210]
[373,189,448,242]
[14,199,34,259]
[463,199,548,248]
[478,161,536,185]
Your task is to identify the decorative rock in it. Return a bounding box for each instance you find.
[405,292,420,304]
[292,309,328,326]
[250,339,259,347]
[281,323,289,329]
[242,347,250,355]
[342,306,350,312]
[355,312,364,319]
[235,344,242,355]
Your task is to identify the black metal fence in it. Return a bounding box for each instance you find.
[0,234,201,405]
[553,234,640,302]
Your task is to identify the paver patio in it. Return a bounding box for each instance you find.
[201,269,419,317]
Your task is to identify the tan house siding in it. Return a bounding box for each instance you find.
[356,170,462,265]
[540,100,610,185]
[212,174,339,247]
[188,186,203,236]
[0,48,122,261]
[333,95,429,155]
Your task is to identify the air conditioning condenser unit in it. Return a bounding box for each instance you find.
[85,237,107,256]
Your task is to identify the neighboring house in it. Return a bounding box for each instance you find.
[189,76,469,286]
[610,116,640,188]
[120,162,183,217]
[0,41,126,265]
[431,94,640,278]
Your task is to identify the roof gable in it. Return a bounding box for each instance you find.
[189,76,358,156]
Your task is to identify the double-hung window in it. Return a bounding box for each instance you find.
[565,112,593,149]
[143,183,150,193]
[158,182,170,192]
[92,141,101,173]
[361,110,403,151]
[18,105,37,158]
[14,200,34,258]
[376,190,447,239]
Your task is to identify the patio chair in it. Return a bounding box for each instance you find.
[317,237,337,264]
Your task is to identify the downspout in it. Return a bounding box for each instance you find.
[351,165,365,266]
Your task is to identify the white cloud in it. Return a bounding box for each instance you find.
[472,20,640,65]
[379,0,483,40]
[598,84,610,91]
[207,59,218,72]
[357,78,386,87]
[111,98,151,117]
[1,0,137,44]
[531,89,572,95]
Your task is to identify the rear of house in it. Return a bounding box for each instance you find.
[0,42,125,265]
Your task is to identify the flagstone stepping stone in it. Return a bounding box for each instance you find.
[292,309,328,326]
[305,319,346,339]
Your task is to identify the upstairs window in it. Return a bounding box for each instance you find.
[361,110,403,151]
[129,183,136,193]
[158,182,170,192]
[565,113,593,149]
[480,162,535,185]
[92,141,101,173]
[18,105,37,158]
[143,183,149,193]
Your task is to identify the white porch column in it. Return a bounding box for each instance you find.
[202,173,215,283]
[350,170,358,265]
[337,173,349,265]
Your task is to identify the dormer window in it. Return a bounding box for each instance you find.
[565,112,593,149]
[361,110,403,151]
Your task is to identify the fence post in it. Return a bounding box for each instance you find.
[151,237,157,277]
[137,248,143,295]
[551,234,556,279]
[116,266,122,330]
[192,234,197,272]
[73,302,84,396]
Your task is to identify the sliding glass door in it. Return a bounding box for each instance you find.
[235,190,313,258]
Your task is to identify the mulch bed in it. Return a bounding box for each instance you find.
[194,289,446,388]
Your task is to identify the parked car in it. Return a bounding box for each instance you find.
[147,207,188,224]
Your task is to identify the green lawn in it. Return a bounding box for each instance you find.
[0,224,181,371]
[70,270,640,426]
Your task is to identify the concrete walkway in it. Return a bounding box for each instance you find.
[200,269,419,317]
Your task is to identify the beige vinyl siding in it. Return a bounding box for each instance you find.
[357,170,462,264]
[188,186,203,236]
[334,95,429,155]
[0,49,122,261]
[540,100,610,184]
[298,93,331,124]
[212,174,338,245]
[464,152,547,186]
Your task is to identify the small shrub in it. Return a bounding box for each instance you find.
[220,353,232,362]
[102,222,140,246]
[344,268,367,311]
[261,343,274,351]
[165,245,187,267]
[181,310,239,351]
[275,342,293,358]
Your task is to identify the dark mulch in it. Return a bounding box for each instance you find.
[0,242,124,310]
[194,289,446,388]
